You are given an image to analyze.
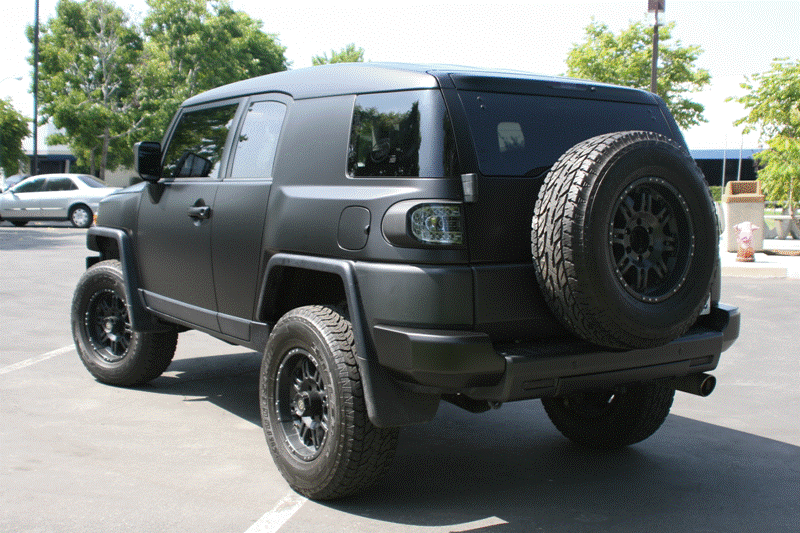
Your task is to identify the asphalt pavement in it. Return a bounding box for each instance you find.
[2,221,799,533]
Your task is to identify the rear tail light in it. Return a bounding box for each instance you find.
[409,204,464,245]
[382,200,465,248]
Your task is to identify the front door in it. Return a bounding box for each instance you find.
[135,101,241,332]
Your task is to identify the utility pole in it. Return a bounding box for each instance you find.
[649,0,665,94]
[32,0,40,176]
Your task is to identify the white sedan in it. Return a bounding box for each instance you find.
[0,174,120,228]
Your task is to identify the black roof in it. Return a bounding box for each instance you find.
[183,62,657,107]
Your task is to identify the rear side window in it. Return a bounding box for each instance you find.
[163,104,239,179]
[348,90,458,178]
[460,92,671,177]
[45,177,78,191]
[229,101,286,179]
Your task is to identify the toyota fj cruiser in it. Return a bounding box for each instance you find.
[71,63,739,500]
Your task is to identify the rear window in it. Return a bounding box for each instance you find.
[459,92,671,177]
[348,90,458,178]
[78,175,105,188]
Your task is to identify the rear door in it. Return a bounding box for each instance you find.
[211,96,288,340]
[136,100,242,332]
[450,75,674,263]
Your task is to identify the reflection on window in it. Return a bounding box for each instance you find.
[498,122,525,153]
[348,90,457,178]
[163,104,238,179]
[230,101,286,178]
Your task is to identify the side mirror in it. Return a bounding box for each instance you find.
[134,141,162,182]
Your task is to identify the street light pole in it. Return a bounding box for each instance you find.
[649,0,665,94]
[32,0,40,176]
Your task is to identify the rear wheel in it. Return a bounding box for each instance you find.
[542,383,675,449]
[71,260,178,386]
[69,204,92,228]
[260,305,399,500]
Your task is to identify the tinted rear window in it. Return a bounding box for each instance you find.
[459,92,671,177]
[348,90,458,178]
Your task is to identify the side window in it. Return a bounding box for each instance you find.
[348,90,458,178]
[45,177,78,191]
[13,178,45,193]
[229,101,287,178]
[162,103,239,179]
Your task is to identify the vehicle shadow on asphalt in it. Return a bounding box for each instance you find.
[143,352,799,533]
[147,351,263,425]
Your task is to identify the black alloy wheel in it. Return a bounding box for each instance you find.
[275,347,331,461]
[85,288,132,363]
[609,176,694,304]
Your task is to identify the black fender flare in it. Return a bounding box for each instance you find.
[259,254,440,428]
[85,227,170,333]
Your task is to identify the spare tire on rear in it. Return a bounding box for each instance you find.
[532,131,717,350]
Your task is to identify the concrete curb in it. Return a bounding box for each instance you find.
[720,239,800,278]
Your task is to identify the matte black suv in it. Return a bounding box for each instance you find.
[71,63,739,499]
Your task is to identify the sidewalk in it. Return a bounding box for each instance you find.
[720,238,800,278]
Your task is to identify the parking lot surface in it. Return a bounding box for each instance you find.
[2,222,799,532]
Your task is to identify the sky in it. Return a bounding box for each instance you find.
[1,0,798,151]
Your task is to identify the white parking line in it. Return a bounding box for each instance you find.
[0,345,74,375]
[244,492,306,533]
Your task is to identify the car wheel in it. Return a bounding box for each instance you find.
[260,305,399,500]
[71,260,178,386]
[69,205,92,228]
[532,131,718,349]
[542,382,675,449]
[11,220,28,227]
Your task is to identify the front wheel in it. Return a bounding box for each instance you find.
[71,260,178,386]
[542,382,675,449]
[260,306,399,500]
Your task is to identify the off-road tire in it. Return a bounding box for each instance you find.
[71,260,178,386]
[260,305,399,500]
[532,131,717,349]
[542,383,675,449]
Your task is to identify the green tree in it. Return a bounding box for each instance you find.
[139,0,289,139]
[566,20,711,129]
[31,0,143,179]
[0,99,30,177]
[312,43,365,66]
[733,58,800,211]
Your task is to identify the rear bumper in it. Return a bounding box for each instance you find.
[373,303,740,402]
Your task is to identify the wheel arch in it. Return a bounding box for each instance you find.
[85,227,169,332]
[258,254,440,428]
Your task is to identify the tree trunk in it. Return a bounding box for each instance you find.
[100,127,111,182]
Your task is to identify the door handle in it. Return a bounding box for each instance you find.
[188,205,212,220]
